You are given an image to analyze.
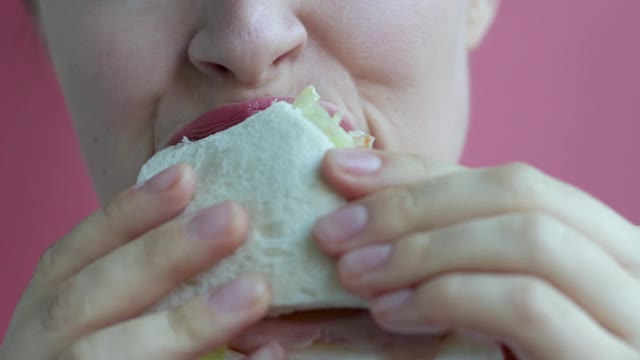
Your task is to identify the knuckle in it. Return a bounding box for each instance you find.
[138,222,193,286]
[140,230,176,278]
[101,191,129,224]
[415,157,460,179]
[517,213,568,268]
[167,306,207,347]
[519,213,555,254]
[398,233,432,271]
[509,278,556,331]
[415,276,463,320]
[33,242,61,284]
[39,280,78,334]
[492,162,546,208]
[411,154,440,177]
[386,186,422,219]
[432,275,464,302]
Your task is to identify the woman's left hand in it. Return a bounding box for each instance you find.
[313,148,640,360]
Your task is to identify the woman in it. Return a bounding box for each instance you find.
[2,1,639,359]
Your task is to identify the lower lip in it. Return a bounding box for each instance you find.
[166,97,355,147]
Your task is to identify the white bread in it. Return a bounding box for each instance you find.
[140,100,504,359]
[137,101,366,315]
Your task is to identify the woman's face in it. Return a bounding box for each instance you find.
[37,0,497,203]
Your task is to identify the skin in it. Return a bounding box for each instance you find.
[3,0,639,359]
[34,0,489,203]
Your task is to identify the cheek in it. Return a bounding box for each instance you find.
[39,1,196,201]
[42,1,194,134]
[323,1,470,159]
[317,1,465,86]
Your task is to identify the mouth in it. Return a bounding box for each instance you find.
[165,97,357,148]
[227,309,447,358]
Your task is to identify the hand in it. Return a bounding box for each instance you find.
[0,164,282,360]
[314,148,640,359]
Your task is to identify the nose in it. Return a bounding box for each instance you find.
[189,0,307,87]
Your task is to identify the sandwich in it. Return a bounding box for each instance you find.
[137,86,504,359]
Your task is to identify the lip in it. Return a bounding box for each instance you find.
[165,96,356,148]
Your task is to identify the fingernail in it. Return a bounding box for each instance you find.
[314,205,368,245]
[208,276,267,313]
[341,244,392,275]
[187,203,233,241]
[246,342,285,360]
[137,164,182,193]
[372,289,413,314]
[331,149,382,175]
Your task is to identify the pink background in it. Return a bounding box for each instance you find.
[1,1,639,338]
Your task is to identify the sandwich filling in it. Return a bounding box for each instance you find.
[291,86,374,148]
[228,310,445,358]
[202,310,505,359]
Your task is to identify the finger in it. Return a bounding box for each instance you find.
[315,162,640,271]
[321,148,462,200]
[370,274,635,360]
[338,213,640,342]
[58,275,270,360]
[245,342,287,360]
[34,163,196,288]
[29,201,249,354]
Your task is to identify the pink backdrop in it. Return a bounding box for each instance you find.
[1,1,639,338]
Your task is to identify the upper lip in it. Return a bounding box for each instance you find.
[165,96,356,148]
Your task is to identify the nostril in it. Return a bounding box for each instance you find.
[273,52,289,67]
[274,44,302,67]
[204,62,235,79]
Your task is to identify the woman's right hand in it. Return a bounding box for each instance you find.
[0,164,282,360]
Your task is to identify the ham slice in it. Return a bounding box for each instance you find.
[228,312,504,359]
